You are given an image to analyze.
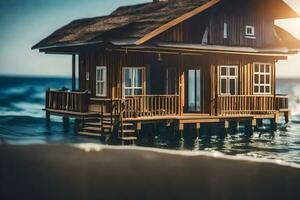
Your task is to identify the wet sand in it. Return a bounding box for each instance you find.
[0,144,300,200]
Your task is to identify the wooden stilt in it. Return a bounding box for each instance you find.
[284,111,291,124]
[74,119,80,133]
[224,120,229,136]
[179,123,184,142]
[245,121,254,136]
[195,123,200,141]
[270,119,278,132]
[136,122,142,136]
[62,117,70,132]
[46,111,51,128]
[229,121,238,135]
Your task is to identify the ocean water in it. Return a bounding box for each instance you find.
[0,76,300,164]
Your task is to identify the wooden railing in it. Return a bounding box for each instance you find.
[275,94,289,110]
[217,95,289,116]
[46,89,90,113]
[122,95,179,118]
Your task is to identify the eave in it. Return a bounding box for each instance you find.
[112,43,294,59]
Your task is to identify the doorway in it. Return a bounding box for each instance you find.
[186,69,201,112]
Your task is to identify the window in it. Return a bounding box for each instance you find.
[223,22,228,39]
[245,25,256,39]
[96,66,107,97]
[253,63,271,94]
[124,67,144,96]
[220,65,238,95]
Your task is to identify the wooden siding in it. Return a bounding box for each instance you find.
[157,13,209,43]
[209,12,275,47]
[210,55,276,96]
[153,2,276,48]
[79,49,279,115]
[209,54,277,115]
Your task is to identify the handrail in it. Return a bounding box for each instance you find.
[121,94,179,118]
[216,94,289,116]
[48,89,90,95]
[46,89,90,113]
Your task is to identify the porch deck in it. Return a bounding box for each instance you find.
[45,89,290,140]
[45,90,289,123]
[45,89,290,121]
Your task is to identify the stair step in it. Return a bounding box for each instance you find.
[84,122,101,126]
[122,123,134,126]
[100,114,119,118]
[119,129,136,133]
[119,136,138,141]
[78,131,101,137]
[82,127,102,131]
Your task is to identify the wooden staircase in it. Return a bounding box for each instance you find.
[78,118,102,137]
[77,114,116,138]
[78,113,138,142]
[118,121,137,141]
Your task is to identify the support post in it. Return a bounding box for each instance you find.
[179,123,184,142]
[229,121,238,135]
[45,111,51,127]
[284,111,291,124]
[245,121,254,137]
[63,117,70,133]
[271,119,278,132]
[195,123,201,141]
[136,122,142,136]
[72,54,76,91]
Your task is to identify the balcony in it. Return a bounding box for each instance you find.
[217,94,289,116]
[45,89,90,113]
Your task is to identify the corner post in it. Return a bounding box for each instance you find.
[72,54,76,91]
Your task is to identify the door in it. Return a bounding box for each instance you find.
[187,69,201,112]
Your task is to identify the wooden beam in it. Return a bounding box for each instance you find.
[224,121,229,129]
[135,0,221,45]
[72,54,76,91]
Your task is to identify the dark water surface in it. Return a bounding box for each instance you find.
[0,76,300,164]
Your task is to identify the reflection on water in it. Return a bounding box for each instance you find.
[0,76,300,164]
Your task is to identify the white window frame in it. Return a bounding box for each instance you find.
[219,65,238,96]
[96,66,107,97]
[223,22,228,39]
[123,67,145,97]
[245,25,256,39]
[253,63,272,95]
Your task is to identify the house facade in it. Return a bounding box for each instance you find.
[33,0,300,140]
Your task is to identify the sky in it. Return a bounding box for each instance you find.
[0,0,300,78]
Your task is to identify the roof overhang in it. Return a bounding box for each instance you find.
[113,42,295,58]
[36,41,104,54]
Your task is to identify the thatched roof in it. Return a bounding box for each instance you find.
[32,0,212,50]
[32,0,300,52]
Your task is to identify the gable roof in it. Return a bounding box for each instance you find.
[32,0,214,50]
[32,0,300,51]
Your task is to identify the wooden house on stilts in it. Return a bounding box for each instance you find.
[33,0,300,141]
